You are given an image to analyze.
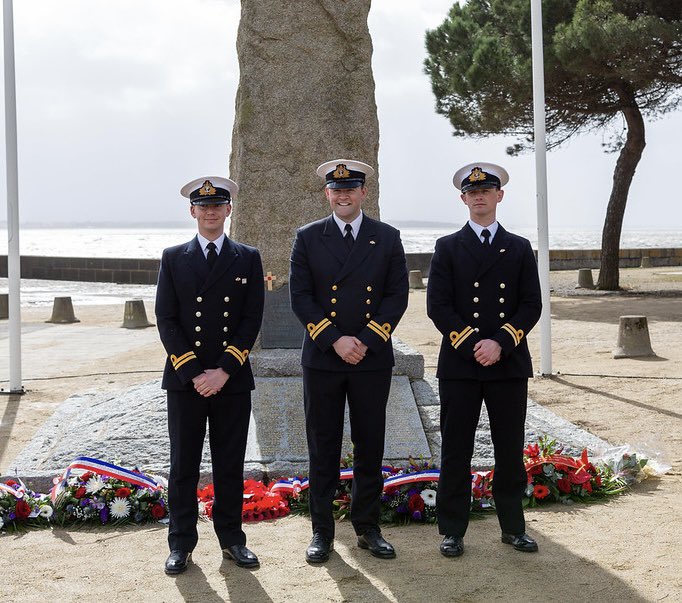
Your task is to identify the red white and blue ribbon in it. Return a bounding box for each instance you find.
[0,481,25,498]
[270,477,310,495]
[383,469,440,489]
[50,456,161,502]
[270,468,442,495]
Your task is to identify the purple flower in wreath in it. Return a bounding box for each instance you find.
[100,506,109,523]
[396,504,408,514]
[412,510,422,521]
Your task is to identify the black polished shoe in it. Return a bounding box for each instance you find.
[501,532,539,553]
[357,528,396,559]
[164,550,191,575]
[222,544,260,568]
[305,532,334,564]
[440,535,464,558]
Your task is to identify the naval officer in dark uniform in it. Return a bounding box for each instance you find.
[427,162,542,557]
[290,159,409,563]
[156,176,264,574]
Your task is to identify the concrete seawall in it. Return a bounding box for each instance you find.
[2,249,681,285]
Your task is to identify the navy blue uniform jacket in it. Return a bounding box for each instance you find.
[427,223,541,381]
[156,235,264,393]
[290,214,409,371]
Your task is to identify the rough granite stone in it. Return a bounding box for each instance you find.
[228,0,379,283]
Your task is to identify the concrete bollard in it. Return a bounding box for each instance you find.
[409,270,425,289]
[121,299,155,329]
[613,315,655,359]
[0,293,8,319]
[640,255,652,268]
[46,296,80,324]
[577,268,594,289]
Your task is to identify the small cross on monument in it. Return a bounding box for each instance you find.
[264,271,277,291]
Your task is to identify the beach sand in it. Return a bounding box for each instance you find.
[1,267,681,602]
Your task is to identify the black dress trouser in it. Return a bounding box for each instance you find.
[437,378,528,537]
[303,367,392,539]
[166,388,251,552]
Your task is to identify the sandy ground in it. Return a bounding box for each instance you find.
[1,267,681,602]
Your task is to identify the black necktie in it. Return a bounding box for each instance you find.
[481,229,491,247]
[206,241,217,268]
[344,223,354,251]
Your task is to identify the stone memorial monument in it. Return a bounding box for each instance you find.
[229,0,380,284]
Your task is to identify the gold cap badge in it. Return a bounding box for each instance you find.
[332,164,351,179]
[468,168,487,182]
[199,180,217,196]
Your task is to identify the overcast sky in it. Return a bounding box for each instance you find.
[2,0,681,231]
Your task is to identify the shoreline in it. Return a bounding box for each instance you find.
[2,250,681,287]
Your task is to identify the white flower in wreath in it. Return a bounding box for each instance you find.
[420,489,437,507]
[38,505,54,519]
[0,515,4,529]
[85,475,106,494]
[110,497,131,519]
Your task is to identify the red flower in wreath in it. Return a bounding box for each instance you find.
[74,487,87,499]
[557,478,572,494]
[80,472,94,482]
[533,484,550,499]
[197,484,214,501]
[524,443,540,458]
[15,499,32,519]
[115,487,131,498]
[408,493,425,514]
[569,470,591,485]
[150,503,166,519]
[6,479,19,488]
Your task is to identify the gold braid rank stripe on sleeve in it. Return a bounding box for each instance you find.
[225,345,249,365]
[367,320,391,342]
[501,323,524,346]
[170,351,197,370]
[307,318,331,341]
[449,326,474,349]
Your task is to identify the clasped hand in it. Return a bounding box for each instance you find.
[333,335,367,365]
[192,368,229,397]
[473,339,502,367]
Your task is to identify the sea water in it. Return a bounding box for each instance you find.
[4,225,682,258]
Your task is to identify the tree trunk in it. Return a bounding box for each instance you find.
[597,87,646,290]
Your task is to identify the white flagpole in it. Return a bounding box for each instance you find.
[4,0,23,394]
[530,0,552,375]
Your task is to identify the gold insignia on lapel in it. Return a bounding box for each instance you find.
[236,277,241,282]
[500,249,506,253]
[199,179,217,196]
[332,164,350,179]
[468,167,486,182]
[369,240,376,245]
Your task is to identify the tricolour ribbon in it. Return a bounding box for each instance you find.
[50,456,161,502]
[0,482,25,498]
